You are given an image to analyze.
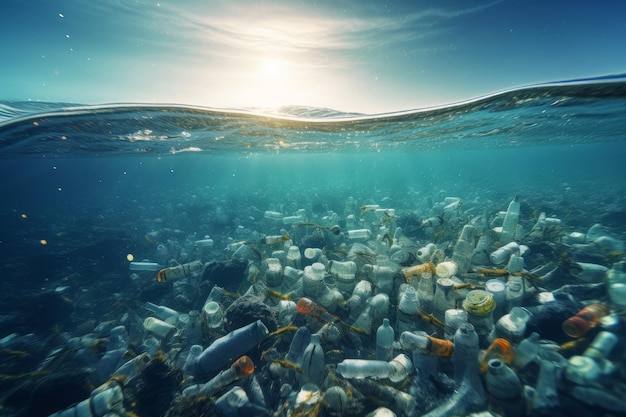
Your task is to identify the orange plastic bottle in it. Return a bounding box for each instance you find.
[562,303,610,338]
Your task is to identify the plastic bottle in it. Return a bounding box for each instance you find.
[143,317,176,339]
[444,309,467,341]
[530,360,560,416]
[416,243,437,263]
[286,245,302,269]
[129,261,160,271]
[351,378,416,416]
[157,260,203,282]
[424,325,485,417]
[296,297,338,324]
[329,260,357,276]
[417,271,435,313]
[193,320,269,375]
[184,355,255,397]
[95,326,128,381]
[304,247,322,263]
[506,253,524,274]
[401,262,435,285]
[194,238,214,248]
[606,260,626,308]
[565,331,619,387]
[113,352,151,382]
[301,334,325,386]
[202,301,224,329]
[337,354,413,383]
[480,338,514,373]
[362,264,397,294]
[500,196,520,243]
[376,318,395,361]
[491,306,530,343]
[264,257,284,288]
[462,290,496,347]
[451,224,477,275]
[396,284,421,334]
[435,261,458,279]
[484,279,507,321]
[568,262,609,283]
[144,302,179,324]
[347,229,372,240]
[286,326,311,365]
[324,386,348,416]
[453,323,479,386]
[511,332,540,370]
[485,359,525,417]
[400,331,454,357]
[489,242,519,265]
[562,303,610,338]
[302,263,327,299]
[351,294,390,335]
[433,278,457,322]
[505,275,526,311]
[48,383,125,417]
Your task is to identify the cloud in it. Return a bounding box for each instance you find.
[123,0,503,67]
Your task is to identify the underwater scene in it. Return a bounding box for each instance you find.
[1,79,626,417]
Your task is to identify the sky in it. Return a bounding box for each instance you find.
[1,0,625,114]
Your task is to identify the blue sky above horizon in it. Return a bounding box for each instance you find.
[2,0,625,114]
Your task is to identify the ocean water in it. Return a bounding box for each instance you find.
[1,78,626,417]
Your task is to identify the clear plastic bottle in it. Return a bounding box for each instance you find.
[351,294,390,335]
[435,261,458,279]
[453,322,479,386]
[362,264,398,294]
[444,309,467,341]
[505,275,526,311]
[451,224,477,275]
[489,242,519,265]
[511,332,540,370]
[484,279,507,321]
[286,245,302,269]
[376,318,395,361]
[48,383,125,417]
[143,317,176,339]
[286,326,311,365]
[144,302,179,324]
[347,229,372,240]
[157,260,203,282]
[265,257,284,288]
[486,359,525,417]
[302,262,327,299]
[184,355,255,397]
[491,306,530,343]
[95,326,128,381]
[396,284,421,334]
[301,333,325,386]
[400,331,454,357]
[606,260,626,308]
[337,354,412,383]
[433,278,457,322]
[530,360,560,416]
[500,196,520,243]
[416,243,437,263]
[417,271,435,313]
[193,320,269,375]
[129,261,160,271]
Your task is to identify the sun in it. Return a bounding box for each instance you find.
[260,58,289,80]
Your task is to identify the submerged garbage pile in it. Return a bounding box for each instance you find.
[2,195,626,417]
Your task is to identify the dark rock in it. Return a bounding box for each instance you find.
[202,258,248,291]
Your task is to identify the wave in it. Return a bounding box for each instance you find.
[1,75,625,156]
